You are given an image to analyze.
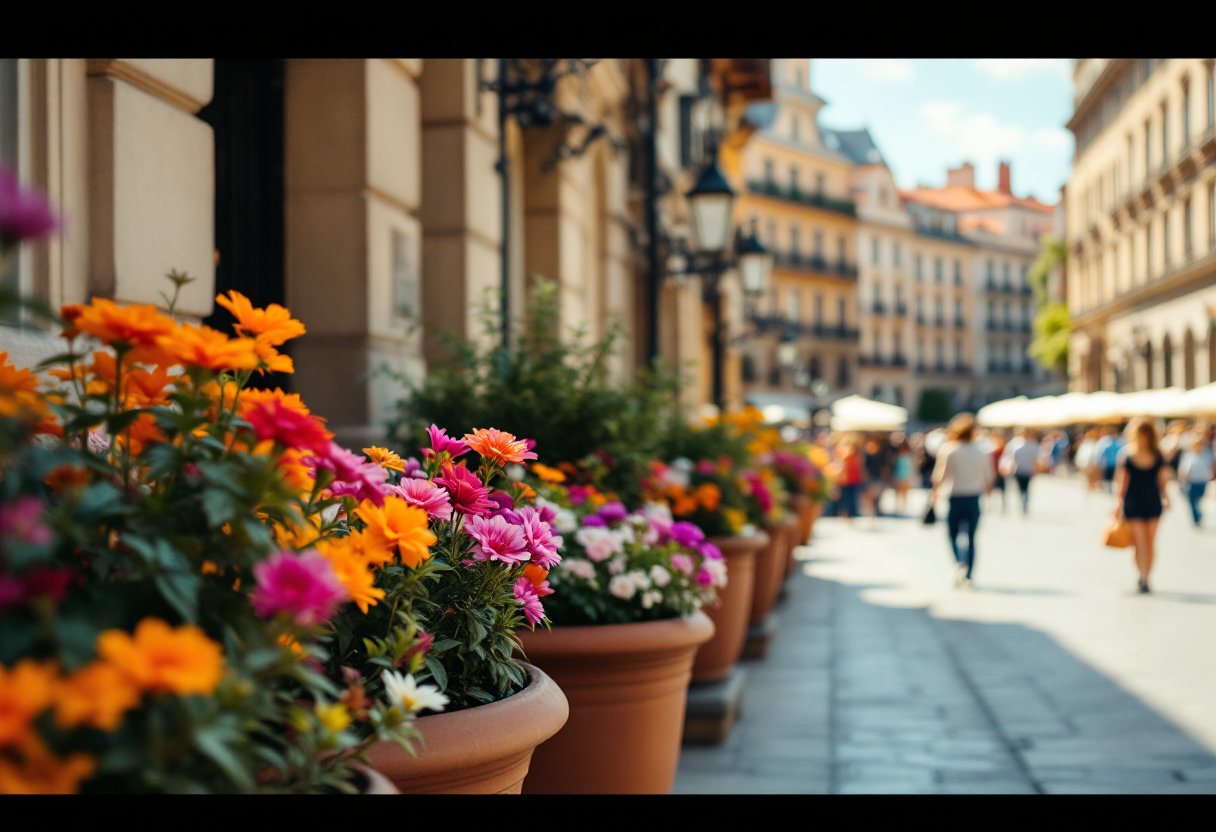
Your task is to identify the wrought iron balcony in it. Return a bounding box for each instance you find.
[748,180,857,217]
[770,250,859,280]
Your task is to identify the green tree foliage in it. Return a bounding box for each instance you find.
[387,281,681,506]
[1027,235,1070,373]
[916,388,954,424]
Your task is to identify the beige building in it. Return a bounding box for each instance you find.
[736,58,860,415]
[0,58,771,444]
[1067,58,1216,393]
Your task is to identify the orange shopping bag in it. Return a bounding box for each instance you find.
[1101,515,1132,548]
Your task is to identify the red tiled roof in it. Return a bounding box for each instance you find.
[958,216,1005,234]
[897,185,1053,214]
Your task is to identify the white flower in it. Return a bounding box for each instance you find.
[641,590,663,609]
[562,558,597,581]
[740,523,757,538]
[609,574,637,600]
[649,565,671,587]
[613,524,636,545]
[626,570,652,591]
[662,468,690,490]
[671,457,695,473]
[575,526,623,562]
[381,669,449,716]
[642,502,673,526]
[703,558,728,588]
[607,556,627,575]
[321,504,341,525]
[554,508,578,535]
[507,464,526,481]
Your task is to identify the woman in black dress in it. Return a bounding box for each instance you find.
[1114,418,1171,593]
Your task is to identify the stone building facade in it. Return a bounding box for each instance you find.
[1066,58,1216,393]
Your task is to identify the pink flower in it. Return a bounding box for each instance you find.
[573,526,621,563]
[393,478,453,522]
[250,550,348,626]
[512,506,563,570]
[0,575,23,610]
[0,163,59,244]
[435,463,496,516]
[402,457,428,479]
[670,553,695,575]
[308,442,393,506]
[423,424,468,459]
[567,485,589,506]
[513,576,552,626]
[0,497,54,546]
[244,399,330,454]
[696,460,716,476]
[669,521,704,549]
[465,514,528,565]
[743,470,773,514]
[695,566,715,587]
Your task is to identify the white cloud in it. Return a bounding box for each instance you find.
[856,59,915,82]
[974,59,1070,81]
[1031,127,1071,153]
[919,100,1026,175]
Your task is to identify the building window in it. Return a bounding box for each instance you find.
[953,260,961,285]
[916,338,924,363]
[934,297,943,324]
[791,114,800,143]
[1004,342,1012,366]
[986,259,994,283]
[1002,262,1011,287]
[915,254,923,281]
[1144,119,1151,178]
[1182,80,1191,147]
[1002,300,1010,324]
[791,224,800,256]
[1163,210,1171,266]
[837,296,847,325]
[788,288,801,322]
[764,159,774,186]
[790,166,800,194]
[1146,219,1153,276]
[893,330,902,356]
[916,295,924,319]
[872,238,881,265]
[987,300,994,325]
[813,229,823,255]
[934,257,942,283]
[1021,300,1029,323]
[873,330,882,356]
[1161,101,1169,161]
[954,340,962,365]
[814,293,824,324]
[892,241,901,268]
[954,298,962,323]
[1020,263,1029,287]
[816,172,826,194]
[837,235,846,265]
[1184,198,1193,256]
[935,339,944,366]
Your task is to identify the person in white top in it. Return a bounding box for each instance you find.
[1001,429,1040,515]
[930,413,995,589]
[1178,431,1215,527]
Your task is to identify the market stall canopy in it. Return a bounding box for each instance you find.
[1180,382,1216,416]
[977,384,1215,427]
[976,396,1028,428]
[829,395,908,432]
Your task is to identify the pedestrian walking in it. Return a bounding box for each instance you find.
[1114,418,1171,594]
[835,435,864,522]
[862,436,886,523]
[1093,426,1125,493]
[930,413,994,589]
[892,438,915,516]
[1001,428,1040,515]
[983,429,1008,513]
[1178,431,1215,527]
[1160,420,1189,478]
[1075,427,1102,492]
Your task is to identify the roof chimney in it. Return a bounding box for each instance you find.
[946,162,975,189]
[998,161,1012,195]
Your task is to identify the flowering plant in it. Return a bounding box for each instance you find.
[531,483,724,625]
[0,218,427,792]
[321,426,562,711]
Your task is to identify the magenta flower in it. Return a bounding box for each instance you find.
[698,541,723,561]
[567,485,589,506]
[423,424,469,459]
[743,471,773,514]
[393,478,453,522]
[670,553,695,575]
[512,506,563,570]
[597,501,628,523]
[0,575,26,610]
[696,460,716,476]
[580,514,607,528]
[513,576,552,626]
[402,457,429,479]
[250,550,348,626]
[0,164,59,245]
[435,463,496,516]
[465,514,528,564]
[695,566,715,586]
[0,496,55,546]
[309,442,393,506]
[669,521,705,549]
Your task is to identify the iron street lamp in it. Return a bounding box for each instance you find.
[675,159,773,409]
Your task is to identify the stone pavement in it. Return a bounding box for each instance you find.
[674,476,1216,794]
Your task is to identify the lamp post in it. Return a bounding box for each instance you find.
[680,160,772,409]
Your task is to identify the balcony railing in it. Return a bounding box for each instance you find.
[770,251,859,280]
[750,315,860,341]
[859,354,907,367]
[748,180,857,216]
[871,301,886,314]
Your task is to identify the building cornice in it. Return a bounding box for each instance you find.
[1066,58,1130,134]
[86,59,206,114]
[1073,249,1216,328]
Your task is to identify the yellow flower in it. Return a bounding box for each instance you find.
[530,463,566,483]
[96,618,225,696]
[0,660,58,747]
[273,517,322,550]
[723,508,747,533]
[54,661,142,732]
[363,446,405,472]
[354,498,436,569]
[315,702,351,733]
[315,538,385,613]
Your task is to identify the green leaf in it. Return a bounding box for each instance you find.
[156,571,200,623]
[430,638,462,653]
[424,656,448,692]
[200,489,238,528]
[193,727,255,792]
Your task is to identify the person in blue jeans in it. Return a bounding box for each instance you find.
[930,413,994,589]
[1178,433,1215,527]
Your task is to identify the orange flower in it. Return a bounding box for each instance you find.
[124,365,175,408]
[0,660,57,747]
[253,340,294,375]
[462,428,537,466]
[0,736,95,795]
[315,538,385,613]
[114,412,165,458]
[277,633,307,656]
[272,516,322,551]
[275,447,318,494]
[44,464,90,494]
[530,463,566,483]
[354,498,436,568]
[155,323,260,373]
[239,387,315,420]
[672,495,699,516]
[54,661,141,731]
[0,353,47,420]
[363,446,405,472]
[215,291,305,346]
[68,298,176,348]
[522,562,549,587]
[693,482,721,512]
[96,618,224,696]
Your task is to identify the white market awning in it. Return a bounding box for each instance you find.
[829,394,908,432]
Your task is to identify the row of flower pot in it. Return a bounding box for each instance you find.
[360,501,820,795]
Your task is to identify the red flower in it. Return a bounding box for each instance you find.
[244,399,330,454]
[435,463,496,516]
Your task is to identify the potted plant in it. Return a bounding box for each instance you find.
[0,275,422,791]
[513,480,719,794]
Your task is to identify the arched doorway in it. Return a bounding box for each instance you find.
[1183,328,1196,389]
[1162,334,1173,388]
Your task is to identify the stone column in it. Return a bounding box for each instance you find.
[284,59,423,448]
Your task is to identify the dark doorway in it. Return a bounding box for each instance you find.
[197,59,287,390]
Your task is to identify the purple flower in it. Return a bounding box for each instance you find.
[465,514,528,565]
[580,514,607,528]
[423,424,469,459]
[535,503,557,525]
[512,506,563,570]
[402,457,429,480]
[597,501,628,523]
[696,460,716,476]
[698,541,723,561]
[0,497,55,546]
[669,521,705,550]
[309,442,393,506]
[0,163,59,244]
[250,550,348,626]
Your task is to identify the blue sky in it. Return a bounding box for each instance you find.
[811,59,1073,204]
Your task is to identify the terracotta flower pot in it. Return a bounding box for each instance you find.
[691,532,768,683]
[750,522,788,625]
[516,612,715,794]
[787,499,821,578]
[364,663,568,794]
